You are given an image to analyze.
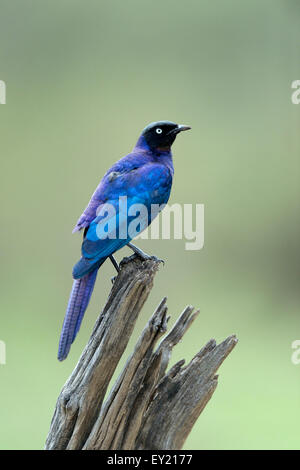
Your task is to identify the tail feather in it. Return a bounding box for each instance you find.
[58,268,98,361]
[72,256,103,279]
[73,269,98,338]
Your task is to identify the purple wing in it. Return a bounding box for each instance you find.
[72,152,152,233]
[72,190,105,233]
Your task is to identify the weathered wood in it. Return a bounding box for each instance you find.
[135,335,237,450]
[45,255,237,450]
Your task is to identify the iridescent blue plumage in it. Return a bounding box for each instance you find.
[58,121,190,360]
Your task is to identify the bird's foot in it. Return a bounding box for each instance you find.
[127,242,164,264]
[150,255,165,265]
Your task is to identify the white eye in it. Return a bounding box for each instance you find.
[156,128,162,134]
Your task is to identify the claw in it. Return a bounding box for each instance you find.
[127,242,164,264]
[153,256,164,265]
[127,242,151,260]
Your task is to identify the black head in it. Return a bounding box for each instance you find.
[142,121,191,151]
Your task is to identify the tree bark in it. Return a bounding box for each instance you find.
[45,255,237,450]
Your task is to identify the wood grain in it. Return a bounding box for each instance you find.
[45,255,237,450]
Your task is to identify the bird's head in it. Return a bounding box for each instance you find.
[139,121,191,152]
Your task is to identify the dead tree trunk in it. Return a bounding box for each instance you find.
[45,255,237,450]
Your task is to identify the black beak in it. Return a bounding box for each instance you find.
[168,125,191,135]
[177,125,191,132]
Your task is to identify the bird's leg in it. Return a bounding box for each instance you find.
[127,242,164,264]
[109,254,120,273]
[109,255,120,284]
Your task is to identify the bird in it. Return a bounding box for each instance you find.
[58,120,191,361]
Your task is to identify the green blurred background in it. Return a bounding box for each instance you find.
[0,0,299,450]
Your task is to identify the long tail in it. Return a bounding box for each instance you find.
[58,268,99,361]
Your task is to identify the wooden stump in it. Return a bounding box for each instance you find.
[45,255,237,450]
